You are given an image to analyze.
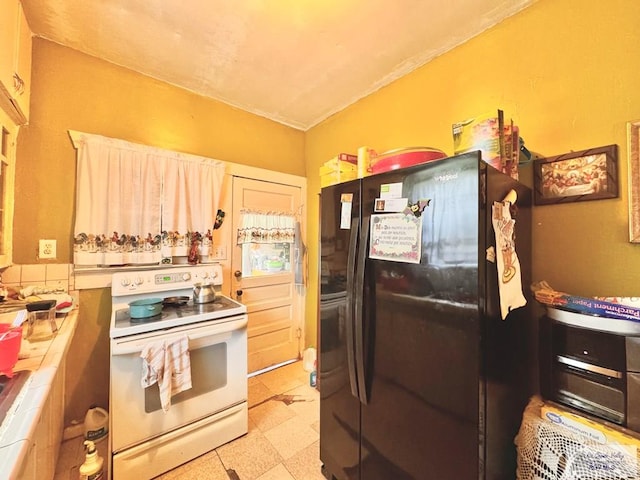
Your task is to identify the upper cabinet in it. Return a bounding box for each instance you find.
[0,108,17,268]
[0,2,19,85]
[0,0,32,125]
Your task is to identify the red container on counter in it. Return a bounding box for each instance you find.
[0,324,22,377]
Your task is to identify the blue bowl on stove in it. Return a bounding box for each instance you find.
[129,298,163,319]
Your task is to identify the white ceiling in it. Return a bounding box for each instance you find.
[21,0,535,131]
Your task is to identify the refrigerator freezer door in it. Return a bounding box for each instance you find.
[319,180,361,480]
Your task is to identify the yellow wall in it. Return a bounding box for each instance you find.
[16,40,306,265]
[304,0,640,347]
[14,39,305,423]
[12,0,640,425]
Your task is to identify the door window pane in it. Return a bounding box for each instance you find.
[241,242,291,277]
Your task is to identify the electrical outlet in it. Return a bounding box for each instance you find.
[39,239,56,259]
[211,245,227,260]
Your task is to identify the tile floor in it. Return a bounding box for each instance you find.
[54,361,324,480]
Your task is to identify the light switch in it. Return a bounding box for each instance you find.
[39,239,56,259]
[212,245,227,259]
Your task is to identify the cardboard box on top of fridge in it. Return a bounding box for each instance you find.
[452,110,504,171]
[322,153,358,172]
[452,110,521,180]
[319,162,357,176]
[320,153,358,187]
[320,170,357,188]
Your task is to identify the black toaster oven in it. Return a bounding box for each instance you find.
[540,307,640,431]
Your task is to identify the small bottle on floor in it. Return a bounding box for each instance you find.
[310,360,317,387]
[79,440,104,480]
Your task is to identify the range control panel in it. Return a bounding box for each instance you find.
[111,264,223,296]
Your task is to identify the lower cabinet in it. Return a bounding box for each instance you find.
[17,358,66,480]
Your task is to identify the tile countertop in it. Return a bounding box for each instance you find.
[0,307,79,478]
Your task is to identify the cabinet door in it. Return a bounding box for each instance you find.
[0,0,31,124]
[0,108,17,267]
[34,404,51,479]
[49,357,66,466]
[16,366,65,480]
[16,442,37,480]
[0,0,19,92]
[13,1,31,121]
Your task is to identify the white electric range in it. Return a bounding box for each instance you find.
[108,264,248,480]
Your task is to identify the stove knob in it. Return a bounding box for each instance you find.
[120,277,131,287]
[182,273,191,281]
[134,276,144,286]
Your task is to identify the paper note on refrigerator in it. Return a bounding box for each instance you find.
[369,213,421,264]
[379,182,403,199]
[340,196,352,229]
[374,198,408,213]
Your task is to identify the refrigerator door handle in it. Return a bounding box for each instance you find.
[354,215,369,405]
[345,216,360,399]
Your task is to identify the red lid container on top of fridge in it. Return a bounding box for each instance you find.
[369,147,447,174]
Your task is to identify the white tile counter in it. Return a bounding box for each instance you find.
[0,308,79,479]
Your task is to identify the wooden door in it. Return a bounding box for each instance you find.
[232,177,303,374]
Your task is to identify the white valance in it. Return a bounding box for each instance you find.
[237,211,295,244]
[70,131,225,266]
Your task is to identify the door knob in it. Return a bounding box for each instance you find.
[234,270,242,279]
[236,289,243,299]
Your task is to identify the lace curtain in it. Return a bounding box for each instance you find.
[161,151,225,258]
[237,211,296,244]
[70,131,225,266]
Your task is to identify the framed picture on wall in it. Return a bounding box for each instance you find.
[533,145,618,205]
[628,120,640,242]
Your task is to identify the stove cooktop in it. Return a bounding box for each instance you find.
[110,295,246,339]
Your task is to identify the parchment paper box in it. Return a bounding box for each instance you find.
[535,289,640,322]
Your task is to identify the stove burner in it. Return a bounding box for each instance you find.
[162,296,190,307]
[110,265,246,342]
[129,313,165,324]
[112,295,244,334]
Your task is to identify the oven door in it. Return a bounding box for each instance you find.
[110,315,248,452]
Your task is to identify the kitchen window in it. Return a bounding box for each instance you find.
[236,211,295,277]
[69,131,225,268]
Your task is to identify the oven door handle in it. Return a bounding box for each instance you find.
[111,318,246,356]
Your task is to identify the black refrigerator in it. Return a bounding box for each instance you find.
[318,151,536,480]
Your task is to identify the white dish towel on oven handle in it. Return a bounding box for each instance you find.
[140,335,193,412]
